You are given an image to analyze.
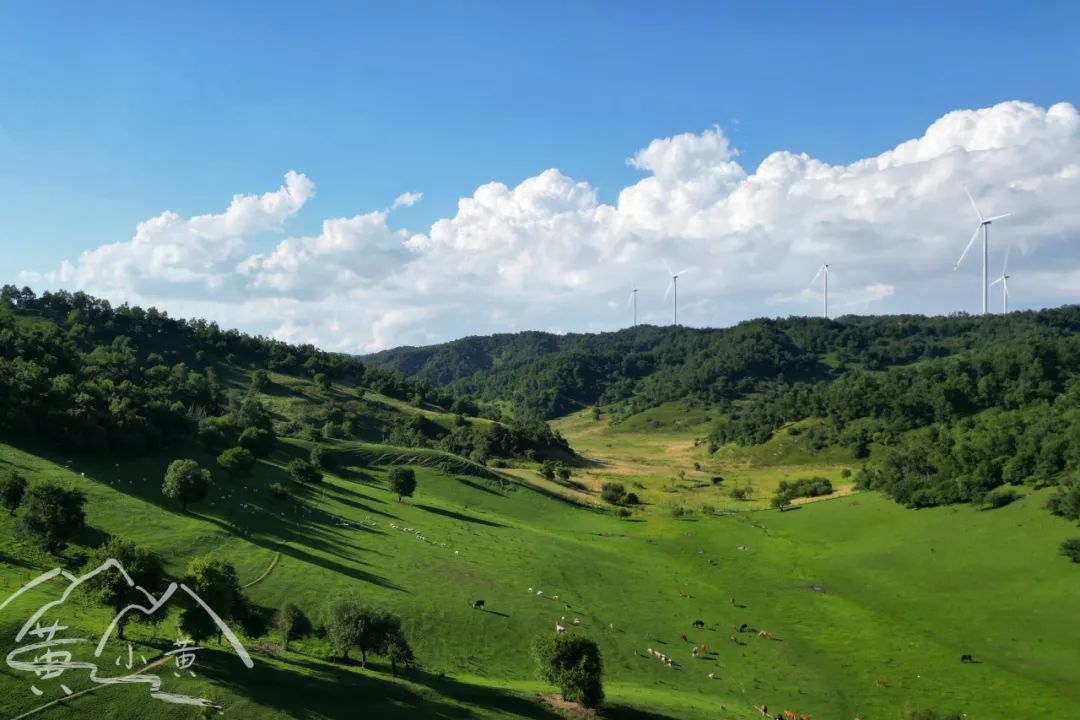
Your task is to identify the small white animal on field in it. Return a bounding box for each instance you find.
[707,672,715,679]
[572,618,580,625]
[553,595,559,600]
[536,590,543,596]
[555,623,565,633]
[609,623,614,630]
[528,587,533,593]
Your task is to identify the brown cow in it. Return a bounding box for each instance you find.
[758,630,772,639]
[729,635,739,644]
[782,711,796,720]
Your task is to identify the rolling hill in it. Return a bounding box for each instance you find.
[1,289,1079,719]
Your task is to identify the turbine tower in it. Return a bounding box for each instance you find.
[810,263,830,318]
[990,248,1011,314]
[663,261,691,326]
[627,288,638,327]
[954,186,1011,315]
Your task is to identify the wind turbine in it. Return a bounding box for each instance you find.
[809,263,830,318]
[954,186,1011,315]
[989,248,1011,314]
[627,288,638,327]
[663,261,692,326]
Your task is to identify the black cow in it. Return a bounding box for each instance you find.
[692,619,705,629]
[472,600,486,610]
[961,653,974,663]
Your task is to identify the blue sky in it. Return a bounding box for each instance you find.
[2,2,1079,349]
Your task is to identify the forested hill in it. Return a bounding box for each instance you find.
[363,307,1080,420]
[0,286,569,462]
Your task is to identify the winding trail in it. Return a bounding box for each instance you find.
[241,550,282,589]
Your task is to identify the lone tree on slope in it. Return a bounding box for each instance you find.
[388,467,416,502]
[162,459,211,512]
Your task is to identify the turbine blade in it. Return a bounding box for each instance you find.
[985,213,1011,223]
[964,185,984,222]
[1002,246,1011,274]
[954,225,981,270]
[662,259,673,276]
[675,267,693,277]
[990,276,1003,287]
[627,290,635,305]
[809,265,823,286]
[664,279,673,300]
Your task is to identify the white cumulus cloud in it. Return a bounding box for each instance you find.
[21,100,1080,352]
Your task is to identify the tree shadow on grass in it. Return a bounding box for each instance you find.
[456,477,506,497]
[415,504,506,528]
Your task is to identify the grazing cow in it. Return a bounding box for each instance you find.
[555,623,565,633]
[783,711,796,720]
[678,633,687,642]
[699,643,707,653]
[731,597,737,606]
[553,595,559,600]
[572,618,580,625]
[961,654,974,663]
[528,587,533,593]
[739,623,749,632]
[800,715,810,720]
[564,603,572,610]
[692,619,705,629]
[729,635,739,644]
[472,600,485,610]
[758,705,768,717]
[758,630,771,639]
[707,672,715,679]
[536,590,543,596]
[691,646,699,657]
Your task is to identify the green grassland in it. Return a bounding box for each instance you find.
[1,380,1079,719]
[550,402,858,511]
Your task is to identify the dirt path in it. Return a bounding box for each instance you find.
[790,484,857,506]
[241,550,281,589]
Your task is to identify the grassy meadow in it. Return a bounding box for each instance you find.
[0,384,1078,719]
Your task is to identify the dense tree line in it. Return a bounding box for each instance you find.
[366,307,1080,419]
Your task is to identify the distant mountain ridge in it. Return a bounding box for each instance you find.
[363,308,1080,419]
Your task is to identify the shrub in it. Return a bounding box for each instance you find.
[615,507,632,519]
[269,482,290,501]
[840,468,852,479]
[0,470,28,515]
[903,709,962,720]
[239,426,276,457]
[711,476,724,485]
[729,486,752,501]
[388,467,417,501]
[162,459,211,512]
[15,481,87,552]
[777,476,833,499]
[700,503,716,514]
[670,505,691,518]
[288,459,322,485]
[600,482,626,505]
[217,447,255,478]
[770,492,793,512]
[275,602,311,651]
[310,444,336,470]
[982,487,1022,510]
[1061,538,1080,563]
[533,634,604,708]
